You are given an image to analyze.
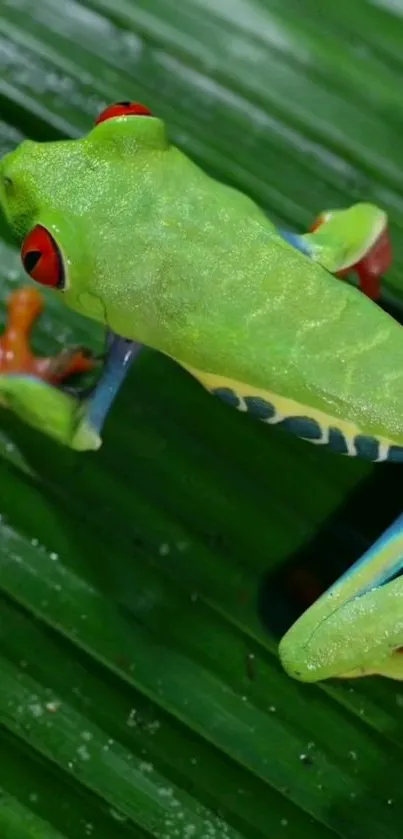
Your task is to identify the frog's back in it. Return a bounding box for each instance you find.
[150,150,403,459]
[88,143,403,460]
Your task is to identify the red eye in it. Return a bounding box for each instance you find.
[95,101,153,126]
[21,225,65,290]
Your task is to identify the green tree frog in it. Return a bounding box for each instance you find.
[1,100,403,682]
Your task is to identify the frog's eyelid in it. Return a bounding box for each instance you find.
[95,101,153,126]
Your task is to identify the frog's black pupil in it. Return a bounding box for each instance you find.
[23,250,41,273]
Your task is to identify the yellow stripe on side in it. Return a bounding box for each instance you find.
[177,360,395,459]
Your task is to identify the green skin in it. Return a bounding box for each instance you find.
[1,112,403,682]
[1,117,401,440]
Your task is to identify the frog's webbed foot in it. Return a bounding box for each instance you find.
[306,204,392,301]
[0,287,143,451]
[0,286,96,383]
[44,346,95,384]
[0,286,105,448]
[0,286,143,451]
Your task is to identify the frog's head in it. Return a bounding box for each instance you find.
[0,102,171,338]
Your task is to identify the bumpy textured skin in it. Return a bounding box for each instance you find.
[1,115,403,453]
[3,112,403,681]
[279,514,403,681]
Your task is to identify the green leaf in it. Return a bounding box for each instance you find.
[0,1,402,838]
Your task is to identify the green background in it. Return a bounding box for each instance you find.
[1,1,403,837]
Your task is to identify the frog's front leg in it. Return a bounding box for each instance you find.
[71,332,142,450]
[280,203,392,301]
[0,286,95,382]
[0,288,140,450]
[0,286,103,448]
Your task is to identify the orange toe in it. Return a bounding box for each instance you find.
[40,348,96,385]
[0,285,96,383]
[7,286,44,327]
[0,287,43,374]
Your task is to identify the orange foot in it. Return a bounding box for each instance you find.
[0,286,95,385]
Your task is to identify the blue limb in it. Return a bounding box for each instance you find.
[85,331,142,435]
[277,229,313,257]
[72,331,142,450]
[332,512,403,594]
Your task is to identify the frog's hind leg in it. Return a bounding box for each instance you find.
[279,513,403,682]
[304,203,392,301]
[279,204,392,301]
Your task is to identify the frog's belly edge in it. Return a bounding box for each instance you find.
[179,362,403,464]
